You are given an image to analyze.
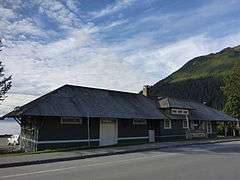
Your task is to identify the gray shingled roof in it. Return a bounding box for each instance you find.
[4,85,166,119]
[158,97,237,122]
[158,97,193,109]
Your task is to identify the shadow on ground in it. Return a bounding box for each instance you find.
[145,142,240,155]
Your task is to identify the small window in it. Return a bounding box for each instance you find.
[183,120,188,128]
[171,109,178,114]
[171,109,189,115]
[60,117,83,124]
[183,110,189,115]
[178,109,183,114]
[164,119,171,129]
[133,119,147,125]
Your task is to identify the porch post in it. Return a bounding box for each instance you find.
[186,115,190,131]
[233,122,236,137]
[185,115,190,139]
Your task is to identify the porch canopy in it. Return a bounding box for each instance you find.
[3,85,166,120]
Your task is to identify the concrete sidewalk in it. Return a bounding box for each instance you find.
[0,137,239,169]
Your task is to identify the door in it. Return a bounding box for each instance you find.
[100,119,118,146]
[148,130,155,142]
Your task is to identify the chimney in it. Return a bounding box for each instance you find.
[143,85,150,97]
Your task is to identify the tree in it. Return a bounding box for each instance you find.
[222,67,240,119]
[0,38,12,101]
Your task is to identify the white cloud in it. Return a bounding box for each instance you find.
[37,0,82,28]
[91,0,138,18]
[122,33,240,77]
[1,28,156,115]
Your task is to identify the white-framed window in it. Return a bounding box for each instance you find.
[171,109,189,115]
[133,119,147,125]
[60,117,83,124]
[171,109,178,114]
[183,110,189,114]
[183,119,188,129]
[164,119,172,129]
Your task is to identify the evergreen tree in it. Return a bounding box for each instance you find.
[222,67,240,119]
[0,38,12,101]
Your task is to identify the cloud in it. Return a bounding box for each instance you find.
[37,0,82,29]
[90,0,138,18]
[1,27,156,115]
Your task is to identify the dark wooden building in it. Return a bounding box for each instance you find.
[3,85,165,151]
[2,85,237,152]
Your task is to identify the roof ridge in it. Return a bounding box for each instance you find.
[64,84,139,95]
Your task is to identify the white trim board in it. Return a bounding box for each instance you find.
[118,136,148,140]
[158,135,185,138]
[22,137,99,144]
[22,136,150,144]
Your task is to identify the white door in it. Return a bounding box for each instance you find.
[148,130,155,143]
[100,119,118,146]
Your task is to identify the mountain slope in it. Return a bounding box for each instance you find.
[150,45,240,110]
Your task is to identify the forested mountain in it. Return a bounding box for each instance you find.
[149,45,240,110]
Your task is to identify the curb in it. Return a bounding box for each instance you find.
[0,139,239,169]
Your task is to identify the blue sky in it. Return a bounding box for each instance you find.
[0,0,240,116]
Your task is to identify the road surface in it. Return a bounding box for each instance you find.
[1,141,240,180]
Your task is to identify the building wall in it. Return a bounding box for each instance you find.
[36,117,99,150]
[19,116,219,152]
[118,118,149,144]
[158,119,186,141]
[118,119,148,138]
[38,117,99,141]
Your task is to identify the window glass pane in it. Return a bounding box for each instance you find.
[171,109,178,114]
[164,120,171,129]
[183,110,189,114]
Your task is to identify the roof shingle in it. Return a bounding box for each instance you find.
[4,85,166,119]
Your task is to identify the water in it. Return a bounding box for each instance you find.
[0,119,20,135]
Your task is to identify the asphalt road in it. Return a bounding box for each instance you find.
[1,141,240,180]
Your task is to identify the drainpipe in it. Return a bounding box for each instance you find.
[87,115,90,148]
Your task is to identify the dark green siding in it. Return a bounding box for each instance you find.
[118,119,148,138]
[38,117,99,141]
[158,120,186,141]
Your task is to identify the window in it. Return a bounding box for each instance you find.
[171,109,178,114]
[164,119,171,129]
[60,117,83,124]
[133,119,147,125]
[183,120,188,128]
[183,110,189,114]
[171,109,189,115]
